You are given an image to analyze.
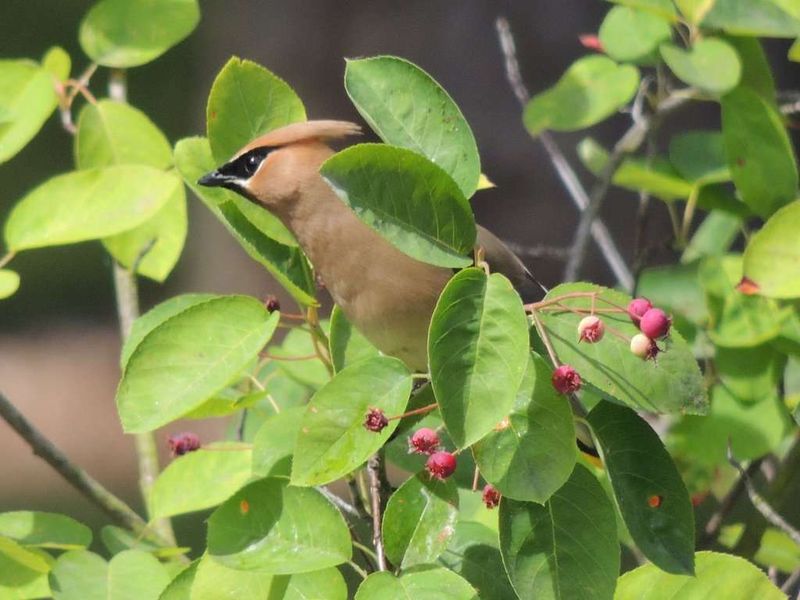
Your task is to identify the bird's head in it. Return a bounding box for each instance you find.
[198,120,361,209]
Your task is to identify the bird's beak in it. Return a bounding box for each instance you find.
[197,170,232,188]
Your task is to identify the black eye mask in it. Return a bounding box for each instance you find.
[217,146,275,180]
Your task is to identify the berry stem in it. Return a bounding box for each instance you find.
[386,402,438,421]
[552,302,631,343]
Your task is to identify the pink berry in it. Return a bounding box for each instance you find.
[578,315,605,343]
[426,451,457,480]
[551,365,581,394]
[482,484,501,509]
[630,333,659,360]
[639,308,671,339]
[627,298,652,324]
[363,408,388,433]
[264,295,281,313]
[167,432,201,456]
[409,428,440,455]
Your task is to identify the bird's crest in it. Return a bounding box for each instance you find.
[234,120,362,158]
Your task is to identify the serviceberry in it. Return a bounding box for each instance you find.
[426,451,457,480]
[551,365,581,394]
[409,427,440,455]
[578,315,605,343]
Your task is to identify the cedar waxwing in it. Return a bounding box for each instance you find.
[198,120,544,371]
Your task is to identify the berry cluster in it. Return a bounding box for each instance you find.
[627,298,671,361]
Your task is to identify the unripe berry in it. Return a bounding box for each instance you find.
[639,308,671,339]
[551,365,581,394]
[408,428,440,455]
[167,432,201,456]
[426,451,457,480]
[578,315,605,343]
[363,408,388,433]
[630,333,658,360]
[482,484,501,509]
[627,297,652,324]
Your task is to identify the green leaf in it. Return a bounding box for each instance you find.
[206,57,306,164]
[0,546,52,599]
[149,443,253,519]
[791,38,800,61]
[101,186,187,282]
[674,0,716,24]
[4,166,180,251]
[321,143,476,268]
[660,39,741,94]
[599,7,672,63]
[668,131,730,184]
[724,36,776,99]
[329,304,379,372]
[207,477,351,572]
[116,295,278,432]
[75,99,172,170]
[538,283,707,414]
[637,262,708,325]
[608,0,677,20]
[42,46,71,80]
[158,560,197,600]
[682,211,741,264]
[429,269,529,448]
[344,56,480,197]
[0,60,58,164]
[267,326,331,389]
[743,200,800,298]
[252,407,305,478]
[49,550,170,600]
[700,255,786,347]
[0,270,20,300]
[701,0,800,38]
[121,293,216,369]
[100,526,186,559]
[670,386,789,466]
[174,137,317,306]
[524,56,639,135]
[383,473,459,569]
[614,551,784,599]
[439,521,516,600]
[291,356,411,486]
[499,464,620,600]
[613,158,694,200]
[473,353,577,503]
[0,512,91,551]
[588,401,695,575]
[355,567,477,600]
[79,0,200,68]
[190,555,347,600]
[0,536,50,575]
[721,86,798,219]
[716,344,784,403]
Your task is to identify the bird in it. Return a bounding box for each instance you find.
[198,120,544,372]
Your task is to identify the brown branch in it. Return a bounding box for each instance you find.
[700,458,763,548]
[0,391,171,546]
[367,453,388,571]
[495,16,634,292]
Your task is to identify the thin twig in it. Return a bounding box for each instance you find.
[495,16,634,292]
[500,241,570,260]
[563,87,691,282]
[781,567,800,595]
[318,487,363,519]
[0,391,170,546]
[700,458,762,548]
[728,444,800,548]
[346,475,370,519]
[108,69,176,546]
[347,560,369,580]
[0,251,16,270]
[367,454,388,571]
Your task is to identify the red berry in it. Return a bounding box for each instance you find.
[627,298,652,324]
[167,432,201,456]
[578,315,605,343]
[630,333,659,360]
[409,428,440,455]
[426,451,457,480]
[264,295,281,313]
[639,308,671,339]
[578,34,603,52]
[482,484,501,509]
[363,408,388,433]
[551,365,581,394]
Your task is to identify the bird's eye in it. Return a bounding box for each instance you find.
[245,154,261,175]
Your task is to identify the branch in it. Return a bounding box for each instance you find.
[699,458,762,548]
[318,486,363,519]
[367,453,388,571]
[108,69,176,546]
[0,391,171,546]
[495,16,634,292]
[728,444,800,548]
[562,86,691,283]
[499,241,570,261]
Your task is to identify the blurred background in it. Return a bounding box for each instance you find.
[1,0,797,549]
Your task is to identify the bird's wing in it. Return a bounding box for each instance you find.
[476,225,547,302]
